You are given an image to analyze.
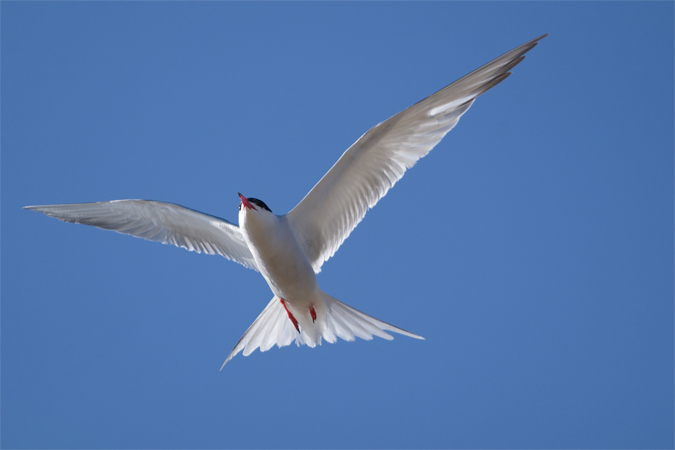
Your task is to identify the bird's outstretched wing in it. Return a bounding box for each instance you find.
[25,200,258,271]
[287,34,546,273]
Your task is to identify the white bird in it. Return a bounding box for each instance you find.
[25,35,547,367]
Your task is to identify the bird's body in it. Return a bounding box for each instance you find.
[240,202,318,303]
[238,198,323,343]
[25,35,547,367]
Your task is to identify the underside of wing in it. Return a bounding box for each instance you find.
[287,34,547,273]
[25,200,258,271]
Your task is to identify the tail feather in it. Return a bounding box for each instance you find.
[322,292,423,342]
[221,296,294,368]
[259,303,287,352]
[221,291,423,368]
[328,302,380,341]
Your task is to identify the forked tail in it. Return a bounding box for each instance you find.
[221,291,423,368]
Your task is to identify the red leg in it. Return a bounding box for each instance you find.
[280,298,300,333]
[309,304,317,323]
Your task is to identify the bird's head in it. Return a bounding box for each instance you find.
[238,193,272,214]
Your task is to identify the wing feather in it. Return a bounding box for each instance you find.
[25,200,258,271]
[288,35,546,272]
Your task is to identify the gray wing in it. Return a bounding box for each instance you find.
[25,200,258,271]
[287,34,546,273]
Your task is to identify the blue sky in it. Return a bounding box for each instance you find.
[2,2,673,449]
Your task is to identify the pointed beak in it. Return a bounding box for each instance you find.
[238,193,257,211]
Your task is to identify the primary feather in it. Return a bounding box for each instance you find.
[288,34,547,273]
[24,200,258,271]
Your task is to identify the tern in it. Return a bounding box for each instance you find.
[26,35,546,367]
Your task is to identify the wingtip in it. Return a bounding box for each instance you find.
[220,356,234,371]
[24,205,50,211]
[405,331,425,340]
[521,34,548,51]
[530,34,549,48]
[530,33,549,43]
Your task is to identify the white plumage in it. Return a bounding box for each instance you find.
[25,35,546,367]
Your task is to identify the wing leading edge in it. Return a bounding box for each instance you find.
[288,34,547,273]
[25,200,258,271]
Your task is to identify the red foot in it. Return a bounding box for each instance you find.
[280,298,300,333]
[309,304,317,323]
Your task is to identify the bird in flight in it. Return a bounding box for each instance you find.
[26,34,546,368]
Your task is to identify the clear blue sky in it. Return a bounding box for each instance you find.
[3,2,673,449]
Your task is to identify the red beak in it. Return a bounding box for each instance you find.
[238,193,257,211]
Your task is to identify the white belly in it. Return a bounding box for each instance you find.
[239,210,319,305]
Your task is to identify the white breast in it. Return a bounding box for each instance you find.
[239,208,319,304]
